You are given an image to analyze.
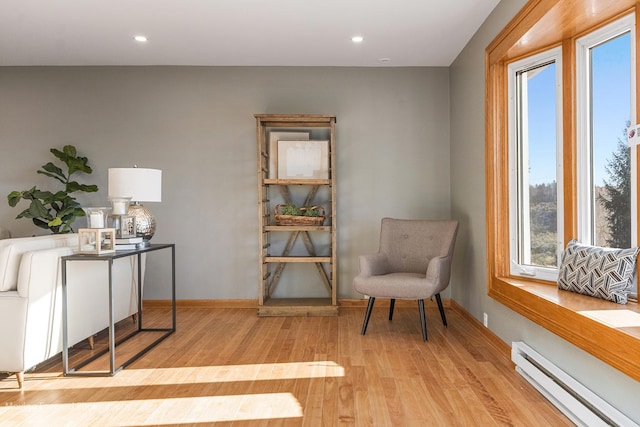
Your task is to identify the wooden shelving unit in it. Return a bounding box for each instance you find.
[255,114,337,316]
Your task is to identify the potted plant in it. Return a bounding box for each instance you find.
[7,145,98,233]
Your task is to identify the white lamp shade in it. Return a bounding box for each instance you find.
[108,168,162,202]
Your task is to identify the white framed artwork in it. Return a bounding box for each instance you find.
[268,131,309,178]
[278,140,329,179]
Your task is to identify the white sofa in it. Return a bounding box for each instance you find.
[0,233,143,388]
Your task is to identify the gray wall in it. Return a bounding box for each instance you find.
[449,0,640,422]
[0,66,451,300]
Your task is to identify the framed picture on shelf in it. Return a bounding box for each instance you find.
[278,140,329,179]
[268,131,309,179]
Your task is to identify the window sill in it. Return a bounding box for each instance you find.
[489,276,640,382]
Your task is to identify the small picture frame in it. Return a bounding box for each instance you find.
[78,228,116,254]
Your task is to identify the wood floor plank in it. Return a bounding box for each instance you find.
[446,386,500,427]
[335,363,356,426]
[0,306,574,426]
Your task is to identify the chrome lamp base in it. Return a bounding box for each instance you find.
[128,203,156,245]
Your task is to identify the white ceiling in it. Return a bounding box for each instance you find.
[0,0,500,67]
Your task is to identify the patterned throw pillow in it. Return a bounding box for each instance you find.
[557,240,639,304]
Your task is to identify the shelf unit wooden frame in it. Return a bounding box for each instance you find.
[255,114,338,316]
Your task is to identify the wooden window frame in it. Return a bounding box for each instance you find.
[486,0,640,381]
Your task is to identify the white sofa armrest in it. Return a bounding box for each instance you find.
[16,247,74,369]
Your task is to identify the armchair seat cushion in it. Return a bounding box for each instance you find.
[354,272,437,299]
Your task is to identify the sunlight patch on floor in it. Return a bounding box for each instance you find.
[0,361,345,391]
[135,361,341,387]
[0,393,303,424]
[130,360,346,383]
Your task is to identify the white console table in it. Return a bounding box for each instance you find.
[61,243,176,376]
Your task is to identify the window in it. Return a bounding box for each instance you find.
[577,15,635,250]
[485,0,640,381]
[508,48,563,281]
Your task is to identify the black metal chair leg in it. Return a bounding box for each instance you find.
[388,298,395,320]
[361,297,376,335]
[418,299,428,341]
[435,293,447,326]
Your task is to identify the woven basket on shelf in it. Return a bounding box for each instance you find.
[274,204,325,226]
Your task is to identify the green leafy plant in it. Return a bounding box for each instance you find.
[281,203,302,216]
[7,145,98,233]
[301,206,321,217]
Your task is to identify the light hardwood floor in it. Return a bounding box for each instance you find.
[0,303,572,426]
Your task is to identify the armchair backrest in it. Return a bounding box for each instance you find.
[379,218,458,274]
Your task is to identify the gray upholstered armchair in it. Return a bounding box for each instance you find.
[353,218,459,341]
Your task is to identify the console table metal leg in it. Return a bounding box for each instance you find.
[108,259,116,375]
[137,253,143,330]
[62,260,69,375]
[172,246,176,330]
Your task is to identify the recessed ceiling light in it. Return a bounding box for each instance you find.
[134,35,148,42]
[351,36,364,43]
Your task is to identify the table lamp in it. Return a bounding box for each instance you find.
[108,167,162,246]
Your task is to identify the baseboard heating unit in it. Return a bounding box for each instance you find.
[511,342,637,427]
